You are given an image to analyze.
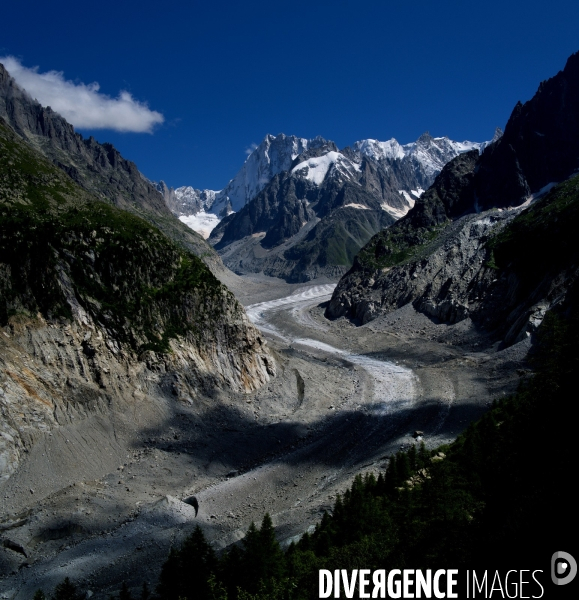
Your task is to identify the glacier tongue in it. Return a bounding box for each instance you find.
[179,212,221,239]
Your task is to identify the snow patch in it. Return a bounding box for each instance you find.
[343,203,369,210]
[354,138,406,161]
[382,203,411,219]
[518,182,558,209]
[291,151,360,185]
[179,212,221,239]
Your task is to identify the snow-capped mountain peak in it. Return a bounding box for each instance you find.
[210,133,330,215]
[291,151,360,185]
[353,138,406,161]
[354,132,486,188]
[162,131,491,238]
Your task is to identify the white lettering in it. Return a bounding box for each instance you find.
[359,569,371,598]
[447,569,458,598]
[505,570,518,598]
[372,570,386,598]
[519,570,529,599]
[473,571,488,596]
[416,569,432,598]
[490,571,505,598]
[319,570,332,598]
[388,570,402,599]
[342,569,357,599]
[433,569,446,599]
[531,570,544,599]
[334,570,340,599]
[403,570,415,598]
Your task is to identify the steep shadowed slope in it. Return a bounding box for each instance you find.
[0,118,274,480]
[327,51,579,347]
[0,62,225,275]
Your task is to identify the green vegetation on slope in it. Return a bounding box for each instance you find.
[0,119,226,353]
[285,208,394,271]
[488,174,579,293]
[355,222,445,271]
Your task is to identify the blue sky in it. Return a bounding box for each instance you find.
[2,1,578,190]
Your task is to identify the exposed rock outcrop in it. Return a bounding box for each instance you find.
[0,119,274,481]
[327,51,579,344]
[328,174,579,347]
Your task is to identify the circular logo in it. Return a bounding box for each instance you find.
[551,551,577,586]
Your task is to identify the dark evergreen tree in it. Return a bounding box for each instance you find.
[157,526,217,600]
[237,515,286,594]
[118,582,132,600]
[139,582,151,600]
[52,578,84,600]
[219,541,244,599]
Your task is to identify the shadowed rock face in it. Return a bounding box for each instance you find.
[0,62,225,275]
[327,51,579,344]
[0,63,167,216]
[473,51,579,210]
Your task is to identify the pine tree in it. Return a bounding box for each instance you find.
[139,583,151,600]
[384,456,398,492]
[408,444,417,471]
[52,578,83,600]
[156,548,181,600]
[157,526,217,600]
[396,452,411,484]
[238,515,286,594]
[220,542,243,599]
[418,441,429,469]
[258,513,285,584]
[119,582,132,600]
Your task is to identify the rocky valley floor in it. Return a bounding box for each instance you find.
[0,274,530,598]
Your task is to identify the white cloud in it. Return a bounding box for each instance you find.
[0,56,164,133]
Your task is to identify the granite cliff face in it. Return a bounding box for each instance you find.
[0,118,274,481]
[327,52,579,346]
[0,62,225,275]
[473,51,579,210]
[208,133,485,282]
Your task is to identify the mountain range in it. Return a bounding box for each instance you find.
[159,131,491,281]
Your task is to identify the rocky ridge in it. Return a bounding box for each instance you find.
[327,51,579,347]
[0,61,225,276]
[155,182,218,217]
